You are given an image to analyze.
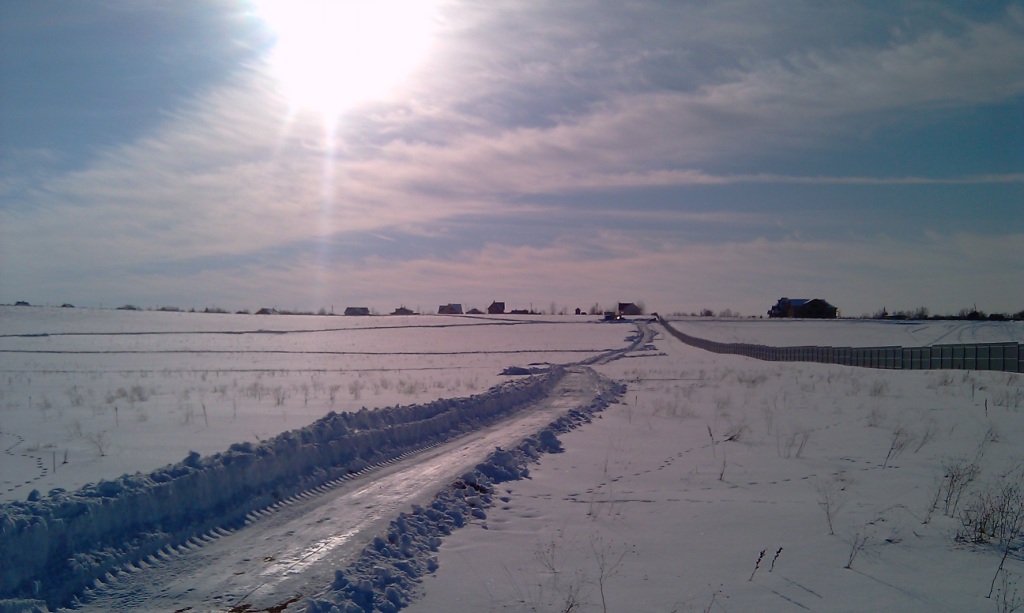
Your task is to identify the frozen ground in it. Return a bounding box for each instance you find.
[1,307,1023,612]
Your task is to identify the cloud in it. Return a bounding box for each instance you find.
[329,5,1024,201]
[2,2,1021,312]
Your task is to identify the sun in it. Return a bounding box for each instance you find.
[255,0,438,117]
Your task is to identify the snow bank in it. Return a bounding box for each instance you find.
[305,376,626,613]
[0,369,566,610]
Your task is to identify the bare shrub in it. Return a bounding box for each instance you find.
[994,571,1023,613]
[721,419,749,442]
[844,530,869,569]
[813,477,846,535]
[779,429,811,459]
[914,418,937,453]
[590,535,630,613]
[955,474,1024,599]
[85,430,110,457]
[883,425,916,469]
[957,480,1024,547]
[939,459,980,516]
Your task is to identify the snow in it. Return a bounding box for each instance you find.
[2,306,1023,612]
[410,322,1024,612]
[0,307,623,504]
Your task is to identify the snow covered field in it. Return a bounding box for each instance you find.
[2,307,1023,612]
[0,307,623,503]
[412,321,1024,613]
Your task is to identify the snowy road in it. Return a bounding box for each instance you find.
[74,366,609,613]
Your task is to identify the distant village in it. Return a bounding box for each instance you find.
[7,297,1023,321]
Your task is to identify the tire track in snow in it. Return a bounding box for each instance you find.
[72,368,610,613]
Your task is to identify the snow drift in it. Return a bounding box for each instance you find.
[306,375,626,613]
[0,369,566,610]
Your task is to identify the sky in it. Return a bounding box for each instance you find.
[1,0,1022,318]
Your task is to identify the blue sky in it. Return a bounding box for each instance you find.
[1,0,1022,316]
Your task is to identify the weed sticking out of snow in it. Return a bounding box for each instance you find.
[410,320,1024,613]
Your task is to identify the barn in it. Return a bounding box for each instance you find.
[767,297,839,319]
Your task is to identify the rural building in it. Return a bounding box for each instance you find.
[618,302,643,316]
[467,308,484,314]
[344,307,371,316]
[390,306,415,315]
[438,303,463,315]
[487,301,505,314]
[767,297,839,319]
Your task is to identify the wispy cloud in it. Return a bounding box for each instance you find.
[1,2,1021,312]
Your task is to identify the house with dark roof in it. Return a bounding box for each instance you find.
[344,307,371,316]
[391,306,415,315]
[768,297,839,319]
[618,302,643,316]
[438,303,463,315]
[487,301,505,314]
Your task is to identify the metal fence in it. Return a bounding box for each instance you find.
[657,318,1024,374]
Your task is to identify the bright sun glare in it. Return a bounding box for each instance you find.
[256,0,437,117]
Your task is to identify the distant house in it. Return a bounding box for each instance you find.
[768,297,839,319]
[391,306,415,316]
[438,303,463,315]
[344,307,371,316]
[467,308,484,315]
[487,301,505,315]
[255,307,277,315]
[618,302,643,316]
